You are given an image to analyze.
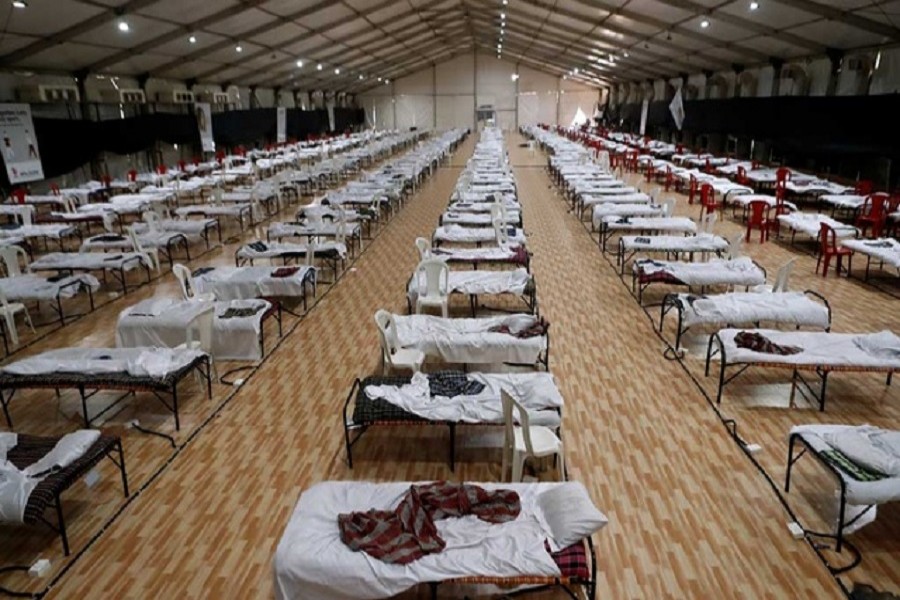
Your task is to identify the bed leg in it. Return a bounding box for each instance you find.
[785,434,797,493]
[1,390,12,428]
[429,582,439,600]
[887,372,893,386]
[172,386,180,432]
[79,386,90,428]
[836,481,847,553]
[117,439,130,497]
[448,423,456,472]
[55,494,70,556]
[818,371,828,411]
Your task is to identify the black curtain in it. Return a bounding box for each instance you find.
[211,108,276,148]
[286,109,330,139]
[333,107,365,132]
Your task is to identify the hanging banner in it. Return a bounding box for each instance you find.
[276,107,287,143]
[669,87,685,131]
[0,103,44,184]
[195,102,215,152]
[639,99,649,136]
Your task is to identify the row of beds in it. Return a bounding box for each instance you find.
[0,131,468,590]
[275,129,604,600]
[599,131,900,282]
[532,124,899,574]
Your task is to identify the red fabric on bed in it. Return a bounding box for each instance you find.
[337,482,521,565]
[549,540,590,580]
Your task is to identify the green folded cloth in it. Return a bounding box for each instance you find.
[821,449,888,482]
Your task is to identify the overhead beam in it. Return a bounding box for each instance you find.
[0,0,162,65]
[770,0,900,40]
[85,1,269,72]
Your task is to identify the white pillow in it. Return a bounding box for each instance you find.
[537,482,608,550]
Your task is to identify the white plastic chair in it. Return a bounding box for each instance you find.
[0,245,29,277]
[127,225,159,271]
[752,258,796,293]
[143,211,161,231]
[414,237,432,260]
[414,258,449,317]
[172,263,216,302]
[176,302,217,381]
[501,390,564,482]
[17,205,35,227]
[700,212,717,234]
[726,232,744,260]
[0,288,35,346]
[493,217,510,246]
[374,309,424,374]
[662,198,677,218]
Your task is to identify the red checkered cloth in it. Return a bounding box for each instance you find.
[338,482,521,565]
[549,540,590,580]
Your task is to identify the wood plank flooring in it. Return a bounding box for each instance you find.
[1,133,896,598]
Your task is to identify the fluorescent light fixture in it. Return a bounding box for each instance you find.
[700,19,710,28]
[11,0,27,8]
[749,1,759,9]
[235,45,243,52]
[118,20,130,32]
[875,50,882,70]
[188,35,197,43]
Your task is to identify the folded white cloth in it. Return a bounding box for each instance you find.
[854,330,900,358]
[822,426,900,476]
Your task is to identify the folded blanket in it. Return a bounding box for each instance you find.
[272,266,299,278]
[338,482,520,564]
[853,330,900,359]
[822,426,900,477]
[734,331,802,355]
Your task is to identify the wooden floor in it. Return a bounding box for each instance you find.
[1,133,897,599]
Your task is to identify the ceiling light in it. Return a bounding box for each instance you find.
[11,0,27,8]
[511,73,519,81]
[296,59,303,67]
[384,78,390,84]
[334,68,340,74]
[117,20,130,32]
[359,74,365,80]
[377,77,382,82]
[188,35,197,43]
[875,50,882,69]
[749,1,759,9]
[500,12,505,19]
[235,44,243,52]
[573,68,579,74]
[623,51,629,57]
[700,19,710,28]
[317,63,323,71]
[502,0,508,4]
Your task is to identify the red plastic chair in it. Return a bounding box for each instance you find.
[886,196,900,237]
[855,192,889,238]
[49,183,60,196]
[178,160,186,172]
[751,160,760,170]
[127,169,138,182]
[854,180,873,196]
[156,164,168,175]
[10,188,26,204]
[192,156,201,166]
[699,183,721,219]
[664,167,674,192]
[816,223,852,278]
[776,167,791,187]
[101,174,112,187]
[736,166,748,186]
[645,164,655,183]
[704,157,714,174]
[745,200,771,243]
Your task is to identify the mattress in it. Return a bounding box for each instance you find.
[622,234,729,253]
[434,225,526,245]
[841,238,900,269]
[274,481,589,600]
[674,291,830,329]
[635,257,766,287]
[29,251,150,271]
[394,313,546,365]
[604,216,697,234]
[193,266,314,300]
[0,274,99,301]
[715,329,900,369]
[777,213,857,238]
[407,268,531,303]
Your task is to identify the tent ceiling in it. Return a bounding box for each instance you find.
[0,0,897,92]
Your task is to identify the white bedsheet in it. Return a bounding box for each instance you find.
[237,240,347,261]
[394,313,546,365]
[622,234,728,253]
[407,268,531,302]
[0,347,205,378]
[842,238,900,269]
[581,193,651,207]
[0,430,100,523]
[434,225,526,245]
[193,266,314,300]
[363,371,562,423]
[717,329,900,369]
[604,216,697,234]
[29,251,150,272]
[777,213,857,238]
[636,257,766,287]
[791,424,900,506]
[677,291,830,329]
[274,481,570,600]
[431,246,524,263]
[116,298,271,360]
[0,274,99,301]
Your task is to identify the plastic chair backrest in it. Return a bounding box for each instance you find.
[144,211,160,231]
[736,166,747,185]
[415,258,449,300]
[701,212,717,234]
[19,205,33,227]
[128,169,137,182]
[102,212,116,233]
[776,167,791,184]
[772,258,796,293]
[748,199,768,224]
[172,263,198,300]
[374,309,399,356]
[501,390,533,456]
[726,232,744,259]
[819,223,838,252]
[185,305,215,354]
[128,226,157,270]
[213,187,224,204]
[663,198,676,217]
[493,217,509,245]
[700,183,715,206]
[0,245,28,277]
[415,237,431,260]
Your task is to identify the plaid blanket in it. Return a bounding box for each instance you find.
[337,482,521,564]
[734,331,802,355]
